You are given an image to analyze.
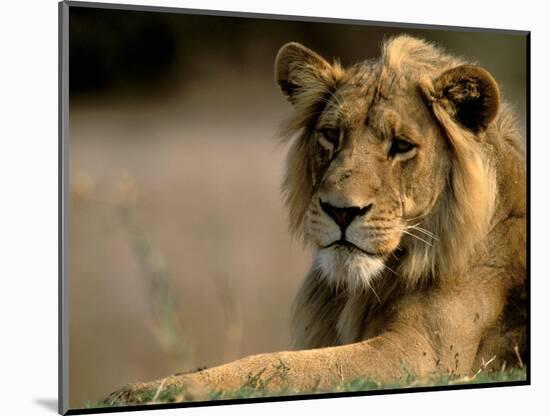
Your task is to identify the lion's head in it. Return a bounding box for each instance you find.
[275,35,501,291]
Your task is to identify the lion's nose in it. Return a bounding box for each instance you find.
[320,199,372,231]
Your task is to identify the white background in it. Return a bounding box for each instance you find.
[0,0,547,415]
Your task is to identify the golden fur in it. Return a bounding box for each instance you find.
[107,36,526,403]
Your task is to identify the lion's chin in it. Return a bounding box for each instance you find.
[314,246,385,292]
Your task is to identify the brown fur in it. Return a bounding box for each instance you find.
[107,36,526,403]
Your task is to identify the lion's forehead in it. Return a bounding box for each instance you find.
[322,63,420,130]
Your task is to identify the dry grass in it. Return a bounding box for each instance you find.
[87,366,527,409]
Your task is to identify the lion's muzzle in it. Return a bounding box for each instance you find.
[319,199,373,234]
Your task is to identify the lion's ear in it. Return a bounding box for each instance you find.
[275,42,340,107]
[429,65,500,133]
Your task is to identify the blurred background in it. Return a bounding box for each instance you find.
[68,5,527,408]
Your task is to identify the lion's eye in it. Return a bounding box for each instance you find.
[389,137,416,157]
[318,128,340,147]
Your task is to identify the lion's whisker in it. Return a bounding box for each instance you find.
[406,224,439,241]
[401,229,434,247]
[404,214,427,222]
[364,275,381,304]
[381,262,399,278]
[325,88,344,108]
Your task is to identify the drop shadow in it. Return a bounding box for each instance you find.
[34,398,58,413]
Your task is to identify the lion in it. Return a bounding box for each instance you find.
[106,35,526,405]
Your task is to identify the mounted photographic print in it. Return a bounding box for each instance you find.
[59,1,529,414]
